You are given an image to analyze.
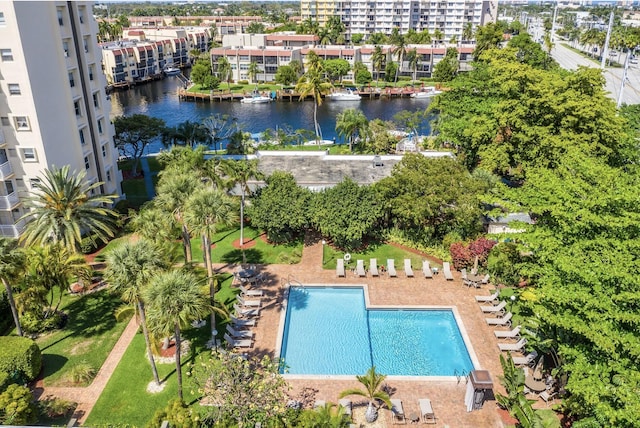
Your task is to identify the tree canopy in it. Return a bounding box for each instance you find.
[113,114,166,176]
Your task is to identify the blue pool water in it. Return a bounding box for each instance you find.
[280,287,475,376]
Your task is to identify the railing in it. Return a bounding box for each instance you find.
[0,192,19,210]
[0,160,14,180]
[0,218,25,238]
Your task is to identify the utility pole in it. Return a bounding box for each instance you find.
[601,11,614,70]
[617,49,629,108]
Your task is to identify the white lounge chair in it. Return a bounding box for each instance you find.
[422,260,433,278]
[230,315,255,327]
[387,259,397,277]
[233,303,260,318]
[498,338,527,352]
[480,300,507,314]
[486,312,512,326]
[390,399,405,424]
[512,352,538,367]
[404,259,414,277]
[538,390,557,406]
[494,325,522,340]
[442,262,454,280]
[418,398,436,424]
[356,259,366,277]
[336,258,346,277]
[313,400,326,409]
[339,399,352,416]
[226,325,253,339]
[475,290,500,303]
[239,284,263,297]
[223,332,252,348]
[370,259,379,277]
[237,295,261,308]
[481,274,491,284]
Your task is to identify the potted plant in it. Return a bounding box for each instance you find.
[339,366,392,422]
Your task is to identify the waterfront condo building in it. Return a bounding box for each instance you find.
[301,0,498,41]
[0,1,122,238]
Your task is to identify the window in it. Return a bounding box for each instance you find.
[15,178,25,189]
[79,129,86,145]
[14,116,29,130]
[97,119,103,134]
[89,65,94,81]
[92,92,99,108]
[84,156,90,170]
[57,9,63,26]
[8,84,20,95]
[68,72,75,87]
[106,169,112,182]
[21,148,36,161]
[74,100,81,116]
[63,41,70,57]
[0,12,6,27]
[101,144,107,157]
[83,39,89,54]
[1,117,9,127]
[1,49,13,62]
[30,178,40,188]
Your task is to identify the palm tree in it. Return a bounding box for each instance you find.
[202,114,238,154]
[173,120,210,148]
[144,270,211,400]
[389,28,406,84]
[217,57,233,91]
[19,166,118,253]
[221,159,263,252]
[405,48,419,82]
[0,237,26,336]
[339,366,392,423]
[433,29,444,45]
[371,46,385,86]
[104,239,168,386]
[155,170,205,263]
[129,204,179,259]
[183,188,237,342]
[296,53,332,144]
[336,109,368,152]
[462,22,474,43]
[247,61,260,84]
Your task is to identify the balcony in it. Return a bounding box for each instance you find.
[0,160,13,180]
[0,192,19,210]
[0,218,25,238]
[0,129,5,147]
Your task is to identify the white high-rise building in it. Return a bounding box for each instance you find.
[302,0,498,41]
[0,1,122,238]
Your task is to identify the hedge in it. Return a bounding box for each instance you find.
[0,371,9,393]
[0,337,42,381]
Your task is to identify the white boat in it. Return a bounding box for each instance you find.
[410,87,442,99]
[326,90,361,101]
[240,95,272,104]
[163,66,181,76]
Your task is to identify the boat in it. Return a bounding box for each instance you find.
[410,87,442,99]
[326,89,361,101]
[163,66,181,76]
[240,95,272,104]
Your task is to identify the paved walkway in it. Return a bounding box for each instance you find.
[139,156,156,198]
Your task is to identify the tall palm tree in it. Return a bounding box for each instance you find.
[462,22,474,43]
[405,48,419,82]
[221,159,263,251]
[183,188,237,342]
[129,204,179,259]
[371,46,385,86]
[202,114,238,154]
[144,270,211,400]
[0,238,26,336]
[247,61,260,84]
[389,28,406,84]
[336,109,368,152]
[155,170,205,263]
[104,240,168,386]
[296,54,332,144]
[173,120,210,148]
[19,166,118,253]
[339,366,392,423]
[433,29,444,45]
[217,57,233,91]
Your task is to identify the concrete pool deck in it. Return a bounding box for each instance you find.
[219,237,507,427]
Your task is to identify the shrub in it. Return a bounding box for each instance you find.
[237,80,249,85]
[81,234,106,254]
[0,384,37,425]
[230,85,244,91]
[147,399,200,428]
[0,337,42,381]
[0,371,10,393]
[0,292,13,334]
[20,311,66,334]
[39,397,76,418]
[450,237,497,270]
[68,361,95,385]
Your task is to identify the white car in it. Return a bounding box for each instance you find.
[631,57,638,65]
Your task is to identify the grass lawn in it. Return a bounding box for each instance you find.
[86,274,236,427]
[122,178,150,209]
[36,290,130,387]
[322,241,438,271]
[188,225,303,265]
[93,235,134,262]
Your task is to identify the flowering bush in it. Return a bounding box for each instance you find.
[450,237,497,270]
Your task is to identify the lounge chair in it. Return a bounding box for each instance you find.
[475,290,500,303]
[370,259,379,277]
[390,399,406,424]
[356,259,366,277]
[338,399,352,416]
[498,338,527,352]
[237,295,261,308]
[494,325,522,340]
[422,260,433,278]
[512,351,538,367]
[233,303,260,318]
[387,259,397,277]
[226,325,253,339]
[230,315,255,327]
[313,400,326,409]
[486,312,512,326]
[418,398,436,424]
[223,332,252,348]
[404,259,414,277]
[442,262,454,280]
[481,274,491,284]
[538,390,557,406]
[336,258,346,277]
[239,284,263,297]
[480,300,507,314]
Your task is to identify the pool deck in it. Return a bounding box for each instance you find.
[219,238,508,427]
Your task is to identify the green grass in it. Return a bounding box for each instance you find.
[35,290,130,387]
[322,241,439,271]
[187,225,303,265]
[85,274,236,427]
[93,235,134,262]
[122,179,151,208]
[145,156,163,172]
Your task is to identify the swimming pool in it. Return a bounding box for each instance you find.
[278,286,475,376]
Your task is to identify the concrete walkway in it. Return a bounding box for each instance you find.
[139,156,156,199]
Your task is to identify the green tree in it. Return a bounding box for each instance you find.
[190,62,212,86]
[171,120,210,148]
[275,65,297,86]
[0,384,37,425]
[353,61,372,85]
[0,238,26,336]
[295,54,332,143]
[405,48,419,81]
[144,270,211,401]
[339,366,392,423]
[113,114,166,176]
[462,22,474,42]
[19,166,118,253]
[474,22,504,61]
[368,33,387,44]
[371,45,386,85]
[362,119,397,154]
[389,27,406,83]
[507,32,553,69]
[202,114,238,153]
[432,47,459,82]
[247,61,260,84]
[336,108,368,151]
[216,57,233,90]
[246,22,265,34]
[351,33,364,44]
[323,58,350,83]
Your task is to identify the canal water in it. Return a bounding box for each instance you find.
[109,76,435,153]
